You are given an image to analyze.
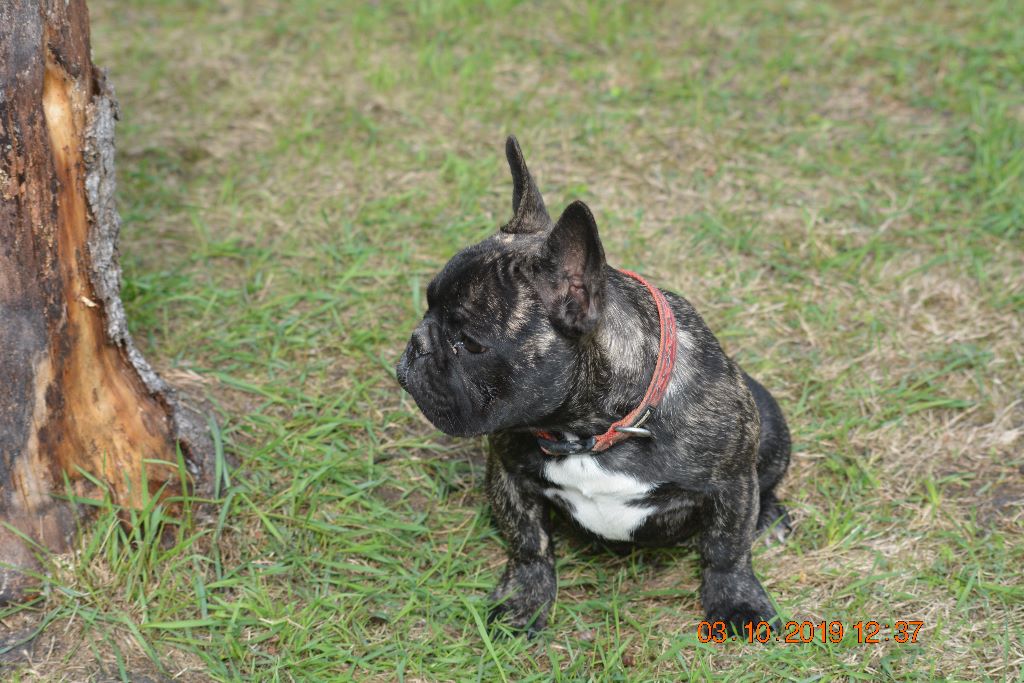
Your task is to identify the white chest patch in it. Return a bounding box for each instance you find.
[542,455,656,541]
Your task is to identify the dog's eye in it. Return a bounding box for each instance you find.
[454,332,488,355]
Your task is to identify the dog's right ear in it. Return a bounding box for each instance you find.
[502,135,550,234]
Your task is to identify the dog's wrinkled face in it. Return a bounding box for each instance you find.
[396,137,607,436]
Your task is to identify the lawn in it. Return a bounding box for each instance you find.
[3,0,1022,680]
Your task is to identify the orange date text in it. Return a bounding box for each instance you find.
[696,620,924,644]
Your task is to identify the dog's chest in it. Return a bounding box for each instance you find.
[541,455,656,541]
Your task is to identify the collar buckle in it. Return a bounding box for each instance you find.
[612,426,653,438]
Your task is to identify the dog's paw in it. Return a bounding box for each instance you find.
[756,496,792,545]
[761,521,791,547]
[486,561,555,639]
[706,604,780,638]
[486,600,547,639]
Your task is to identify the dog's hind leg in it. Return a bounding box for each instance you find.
[743,372,793,540]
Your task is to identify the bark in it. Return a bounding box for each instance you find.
[0,0,212,602]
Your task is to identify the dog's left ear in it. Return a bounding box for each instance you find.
[536,200,607,337]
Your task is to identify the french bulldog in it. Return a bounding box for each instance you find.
[396,136,792,636]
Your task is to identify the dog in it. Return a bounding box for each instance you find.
[396,136,791,636]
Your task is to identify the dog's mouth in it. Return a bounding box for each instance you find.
[395,349,412,391]
[397,343,471,435]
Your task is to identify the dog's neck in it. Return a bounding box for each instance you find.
[554,269,666,434]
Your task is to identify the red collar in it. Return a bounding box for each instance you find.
[532,269,678,456]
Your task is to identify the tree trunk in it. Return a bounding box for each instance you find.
[0,0,212,602]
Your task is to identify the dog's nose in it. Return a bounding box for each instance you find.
[410,321,435,359]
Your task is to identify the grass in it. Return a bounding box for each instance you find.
[3,0,1023,679]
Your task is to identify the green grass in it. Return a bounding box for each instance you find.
[3,0,1023,680]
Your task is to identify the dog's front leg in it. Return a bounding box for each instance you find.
[698,479,778,633]
[484,451,556,636]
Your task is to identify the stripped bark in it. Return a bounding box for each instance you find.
[0,0,212,602]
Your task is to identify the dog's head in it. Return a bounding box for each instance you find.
[396,137,609,436]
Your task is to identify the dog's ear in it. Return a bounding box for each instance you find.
[535,200,607,336]
[502,135,550,234]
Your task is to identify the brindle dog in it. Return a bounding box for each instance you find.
[397,137,791,636]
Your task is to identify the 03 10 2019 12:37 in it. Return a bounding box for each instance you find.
[697,619,925,644]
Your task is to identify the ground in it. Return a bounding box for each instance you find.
[2,0,1022,680]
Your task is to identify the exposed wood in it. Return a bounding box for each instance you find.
[0,0,212,602]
